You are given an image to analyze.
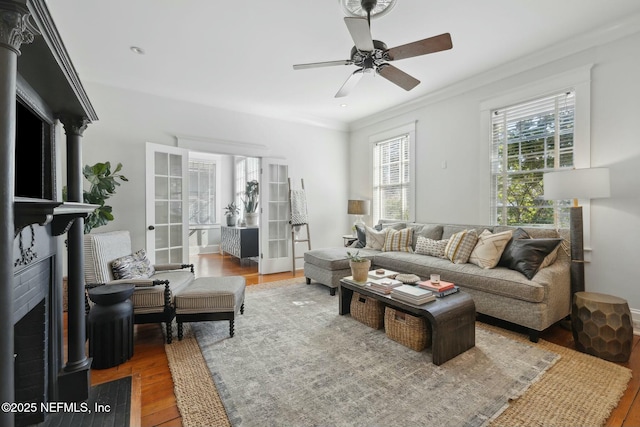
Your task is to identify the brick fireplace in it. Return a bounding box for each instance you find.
[12,226,59,427]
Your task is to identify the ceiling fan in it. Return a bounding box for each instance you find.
[292,0,453,98]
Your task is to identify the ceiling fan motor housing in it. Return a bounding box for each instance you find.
[350,40,388,69]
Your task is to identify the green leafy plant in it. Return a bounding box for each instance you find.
[346,250,368,263]
[242,180,259,213]
[224,202,240,217]
[64,161,128,234]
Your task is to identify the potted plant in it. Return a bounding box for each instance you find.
[63,161,128,234]
[242,180,259,226]
[224,202,240,226]
[346,250,371,283]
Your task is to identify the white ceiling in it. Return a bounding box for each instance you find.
[46,0,640,130]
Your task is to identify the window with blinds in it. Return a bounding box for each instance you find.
[373,134,411,221]
[188,159,216,225]
[490,91,575,227]
[235,156,260,213]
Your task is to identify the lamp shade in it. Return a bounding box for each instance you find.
[347,200,370,215]
[543,168,610,201]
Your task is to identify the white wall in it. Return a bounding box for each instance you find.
[75,83,350,268]
[348,31,640,318]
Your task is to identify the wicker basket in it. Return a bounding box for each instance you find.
[350,292,385,329]
[384,307,431,351]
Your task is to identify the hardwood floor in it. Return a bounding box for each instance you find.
[81,253,640,427]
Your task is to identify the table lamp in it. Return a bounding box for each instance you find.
[543,167,610,295]
[347,199,370,231]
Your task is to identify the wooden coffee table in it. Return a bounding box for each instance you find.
[339,279,476,365]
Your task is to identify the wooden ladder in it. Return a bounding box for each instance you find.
[289,178,311,274]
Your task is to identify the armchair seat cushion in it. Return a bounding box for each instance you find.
[131,270,195,314]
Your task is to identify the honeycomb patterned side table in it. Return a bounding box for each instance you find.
[571,291,633,362]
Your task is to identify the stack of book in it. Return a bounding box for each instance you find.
[368,278,402,295]
[418,280,460,297]
[368,269,399,280]
[390,285,436,305]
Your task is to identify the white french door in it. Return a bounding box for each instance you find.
[145,142,189,265]
[259,158,291,274]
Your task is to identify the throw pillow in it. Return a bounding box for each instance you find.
[354,224,366,248]
[469,229,513,269]
[382,228,414,252]
[415,236,449,258]
[444,229,478,264]
[501,238,563,280]
[364,226,388,250]
[498,227,531,268]
[112,249,155,280]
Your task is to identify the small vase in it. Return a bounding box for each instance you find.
[226,215,237,226]
[350,259,371,283]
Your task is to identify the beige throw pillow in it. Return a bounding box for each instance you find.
[415,236,449,258]
[444,229,478,264]
[469,229,513,269]
[382,228,413,252]
[364,226,388,250]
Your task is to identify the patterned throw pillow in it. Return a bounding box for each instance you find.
[382,228,414,252]
[444,229,478,264]
[415,236,449,258]
[469,229,513,269]
[111,249,155,280]
[364,226,388,250]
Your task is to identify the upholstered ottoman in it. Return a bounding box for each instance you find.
[304,247,378,295]
[175,276,246,340]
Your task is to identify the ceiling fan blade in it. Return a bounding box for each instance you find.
[386,33,453,61]
[335,68,365,98]
[344,17,374,52]
[377,64,420,91]
[293,59,353,70]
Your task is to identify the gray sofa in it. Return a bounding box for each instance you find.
[304,222,571,342]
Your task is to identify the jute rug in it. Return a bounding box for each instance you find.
[165,279,632,427]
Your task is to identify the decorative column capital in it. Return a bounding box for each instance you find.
[60,115,90,137]
[0,3,35,55]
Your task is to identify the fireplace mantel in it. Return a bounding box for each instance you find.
[14,198,98,237]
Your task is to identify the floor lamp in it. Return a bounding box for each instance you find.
[543,168,610,296]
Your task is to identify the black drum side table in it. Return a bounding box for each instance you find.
[88,284,135,369]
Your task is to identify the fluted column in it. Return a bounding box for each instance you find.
[58,115,91,402]
[0,3,34,426]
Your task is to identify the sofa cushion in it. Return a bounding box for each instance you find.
[372,251,547,303]
[469,229,513,269]
[442,225,492,240]
[304,247,379,271]
[444,229,478,264]
[415,236,448,258]
[111,249,155,280]
[408,224,443,250]
[382,228,413,252]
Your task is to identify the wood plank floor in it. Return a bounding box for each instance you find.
[79,253,640,427]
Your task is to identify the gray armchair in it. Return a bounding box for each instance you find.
[84,230,195,343]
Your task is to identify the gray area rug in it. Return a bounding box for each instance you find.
[192,283,559,427]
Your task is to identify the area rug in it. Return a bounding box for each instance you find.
[166,280,632,427]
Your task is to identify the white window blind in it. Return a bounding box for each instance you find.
[490,91,575,227]
[235,157,260,213]
[373,134,411,221]
[188,159,216,225]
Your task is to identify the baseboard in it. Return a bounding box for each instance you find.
[631,308,640,336]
